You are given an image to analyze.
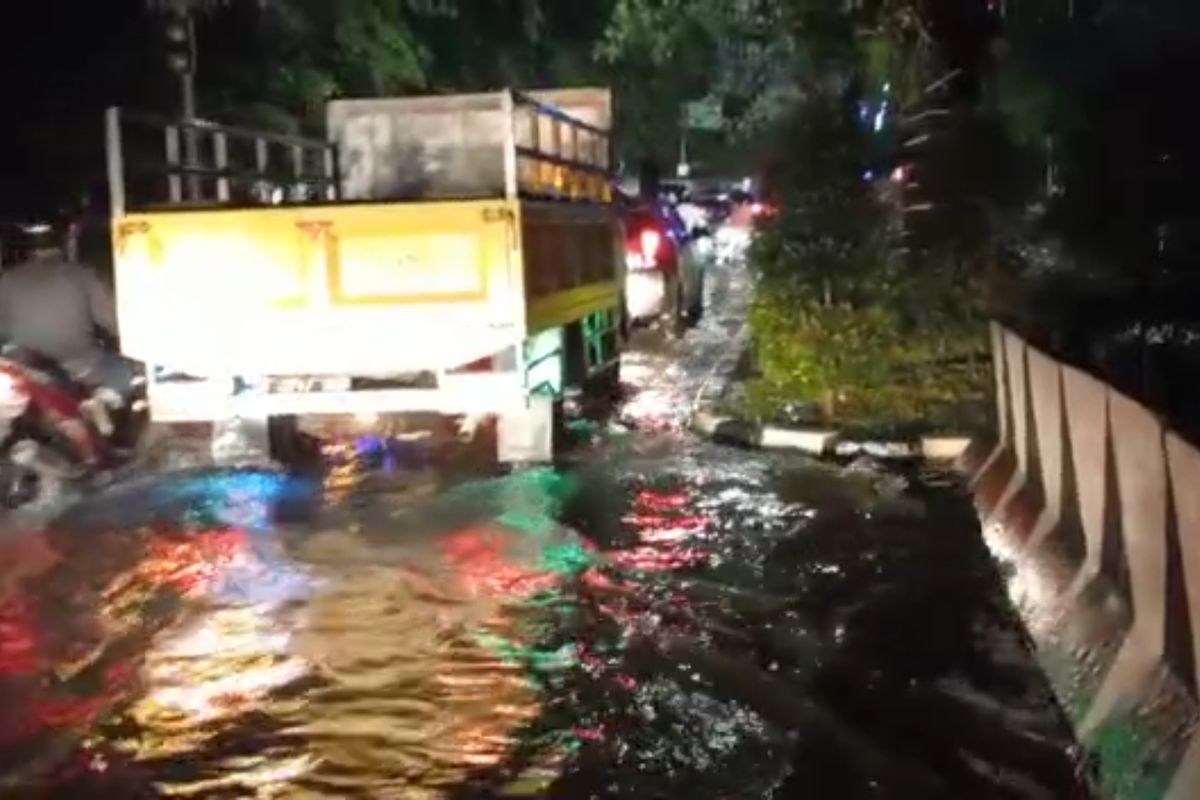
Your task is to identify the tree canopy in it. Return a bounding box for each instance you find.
[0,0,615,215]
[0,0,959,213]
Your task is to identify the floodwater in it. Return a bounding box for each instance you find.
[0,259,1090,798]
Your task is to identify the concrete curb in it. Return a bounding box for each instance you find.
[686,278,972,464]
[690,410,972,463]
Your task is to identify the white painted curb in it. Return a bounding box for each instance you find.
[760,426,839,455]
[835,440,918,459]
[690,411,729,437]
[692,410,974,462]
[691,411,836,456]
[920,437,974,461]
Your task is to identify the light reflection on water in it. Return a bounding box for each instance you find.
[0,258,1087,799]
[0,450,815,797]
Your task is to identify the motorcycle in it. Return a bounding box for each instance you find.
[0,346,147,510]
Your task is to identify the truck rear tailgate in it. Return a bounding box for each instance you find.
[113,200,523,377]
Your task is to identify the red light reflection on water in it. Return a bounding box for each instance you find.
[617,488,710,570]
[437,527,560,600]
[573,725,607,743]
[624,516,707,543]
[133,527,250,597]
[635,489,690,510]
[0,597,40,676]
[577,640,639,693]
[33,680,123,730]
[609,545,708,572]
[0,526,253,749]
[581,569,634,593]
[0,532,61,678]
[0,644,136,744]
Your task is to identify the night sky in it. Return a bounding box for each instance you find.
[0,0,1002,223]
[0,0,200,220]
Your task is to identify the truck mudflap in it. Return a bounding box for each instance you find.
[495,394,555,464]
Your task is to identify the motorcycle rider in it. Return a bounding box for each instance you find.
[0,221,134,401]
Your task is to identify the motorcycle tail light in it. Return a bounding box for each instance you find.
[0,372,30,416]
[626,227,664,271]
[0,371,28,402]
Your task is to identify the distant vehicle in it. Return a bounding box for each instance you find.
[0,221,42,269]
[749,196,779,220]
[689,190,733,227]
[726,189,778,229]
[620,197,707,334]
[0,226,18,269]
[674,196,709,234]
[660,181,690,205]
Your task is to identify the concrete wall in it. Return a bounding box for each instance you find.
[965,323,1200,800]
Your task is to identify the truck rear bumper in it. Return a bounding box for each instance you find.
[149,372,554,464]
[148,374,528,423]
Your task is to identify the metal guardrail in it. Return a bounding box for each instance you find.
[106,90,613,215]
[106,107,340,216]
[507,90,613,203]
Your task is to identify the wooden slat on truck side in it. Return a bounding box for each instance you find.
[520,201,622,334]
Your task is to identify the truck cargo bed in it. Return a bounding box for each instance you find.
[113,197,618,377]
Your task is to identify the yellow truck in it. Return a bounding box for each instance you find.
[104,89,623,463]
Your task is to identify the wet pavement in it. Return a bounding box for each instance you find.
[0,258,1090,798]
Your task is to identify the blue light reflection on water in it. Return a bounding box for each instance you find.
[166,471,296,531]
[210,538,319,607]
[314,434,429,479]
[353,435,430,476]
[55,468,319,534]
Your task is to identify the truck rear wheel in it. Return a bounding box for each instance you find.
[268,415,322,474]
[496,395,556,464]
[687,271,705,324]
[668,276,687,338]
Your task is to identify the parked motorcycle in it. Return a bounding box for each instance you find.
[0,346,147,510]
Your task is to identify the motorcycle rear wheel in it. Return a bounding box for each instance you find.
[1,466,40,509]
[1,438,81,511]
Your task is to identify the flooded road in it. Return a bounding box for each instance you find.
[0,259,1090,798]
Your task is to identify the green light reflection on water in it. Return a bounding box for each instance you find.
[451,465,609,765]
[539,541,596,575]
[1090,717,1178,800]
[474,630,580,674]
